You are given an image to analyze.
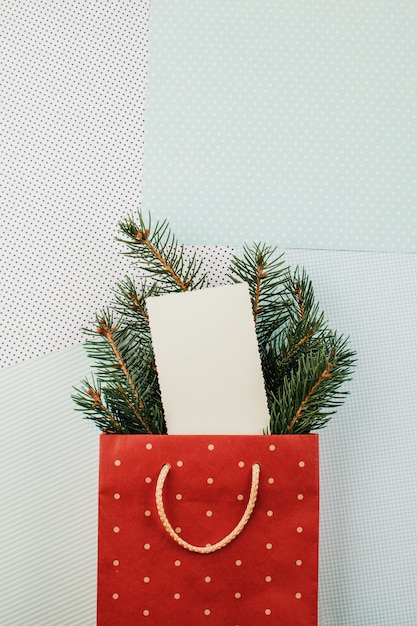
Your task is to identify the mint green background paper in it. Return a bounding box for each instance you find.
[143,0,417,251]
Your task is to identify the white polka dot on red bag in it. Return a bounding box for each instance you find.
[97,434,319,625]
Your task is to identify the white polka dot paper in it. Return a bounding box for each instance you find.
[143,0,417,252]
[97,434,319,625]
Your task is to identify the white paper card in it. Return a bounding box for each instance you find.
[146,283,270,434]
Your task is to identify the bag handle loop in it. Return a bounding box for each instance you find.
[155,462,261,554]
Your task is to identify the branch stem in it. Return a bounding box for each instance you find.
[87,387,119,431]
[130,295,149,320]
[287,363,333,432]
[282,329,316,363]
[253,254,266,324]
[295,282,305,319]
[117,386,153,435]
[99,322,140,400]
[139,234,189,291]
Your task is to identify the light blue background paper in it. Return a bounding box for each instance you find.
[143,0,417,251]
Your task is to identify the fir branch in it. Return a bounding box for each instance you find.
[106,321,164,434]
[74,211,356,435]
[285,268,321,325]
[96,317,140,401]
[118,212,208,292]
[113,275,153,322]
[139,231,189,291]
[72,379,124,433]
[281,328,317,363]
[272,268,327,384]
[287,362,333,432]
[112,278,160,380]
[74,305,165,434]
[227,243,289,348]
[269,334,356,434]
[116,384,153,435]
[87,386,117,426]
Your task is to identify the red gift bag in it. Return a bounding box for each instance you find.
[97,434,319,625]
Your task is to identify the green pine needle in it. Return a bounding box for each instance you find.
[117,212,208,292]
[73,211,356,435]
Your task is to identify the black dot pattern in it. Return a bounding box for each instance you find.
[1,2,239,368]
[1,2,151,367]
[183,245,235,288]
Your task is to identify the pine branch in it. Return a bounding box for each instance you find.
[113,275,155,323]
[285,267,322,325]
[74,211,356,435]
[268,334,356,434]
[73,306,165,434]
[117,212,208,292]
[272,268,327,382]
[72,379,125,433]
[287,362,333,432]
[96,316,141,402]
[227,243,289,349]
[115,385,153,435]
[228,246,356,433]
[281,328,317,363]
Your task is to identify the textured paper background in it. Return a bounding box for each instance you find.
[2,0,417,368]
[143,0,417,251]
[1,2,417,625]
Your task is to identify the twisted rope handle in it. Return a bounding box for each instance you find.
[155,462,261,554]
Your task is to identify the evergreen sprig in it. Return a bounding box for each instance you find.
[230,254,356,433]
[73,210,356,435]
[117,212,208,292]
[268,334,355,434]
[227,243,289,351]
[72,300,165,435]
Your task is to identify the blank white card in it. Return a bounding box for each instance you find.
[146,283,270,434]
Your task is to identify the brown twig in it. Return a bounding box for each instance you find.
[254,253,267,324]
[117,386,153,435]
[282,329,316,363]
[295,281,305,319]
[97,321,140,400]
[287,363,333,432]
[87,387,119,431]
[136,230,189,291]
[130,294,149,320]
